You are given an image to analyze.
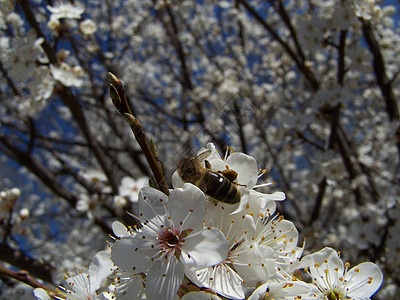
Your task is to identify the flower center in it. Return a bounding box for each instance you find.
[165,231,180,247]
[158,228,183,257]
[325,288,347,300]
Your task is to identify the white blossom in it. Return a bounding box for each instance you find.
[47,3,84,20]
[111,184,228,300]
[300,247,383,299]
[79,19,97,35]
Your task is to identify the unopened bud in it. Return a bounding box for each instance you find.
[107,72,121,87]
[19,208,30,220]
[10,188,21,198]
[149,138,159,160]
[109,84,121,108]
[124,113,138,126]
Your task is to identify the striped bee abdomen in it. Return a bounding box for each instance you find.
[203,170,241,204]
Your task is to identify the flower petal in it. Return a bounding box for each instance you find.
[248,281,318,300]
[181,291,222,300]
[33,288,51,300]
[111,237,157,273]
[226,152,258,187]
[88,250,115,291]
[300,247,344,291]
[250,189,286,203]
[169,183,206,230]
[345,262,383,298]
[171,170,185,188]
[146,257,184,300]
[186,264,244,300]
[138,187,169,220]
[181,227,228,268]
[233,241,274,287]
[112,221,132,238]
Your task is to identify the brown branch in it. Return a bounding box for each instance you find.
[361,20,399,121]
[309,177,327,225]
[270,0,306,63]
[58,88,120,194]
[163,2,194,91]
[154,0,192,133]
[0,135,79,207]
[109,74,170,196]
[0,61,20,96]
[233,99,248,153]
[0,243,54,284]
[0,130,114,235]
[337,30,347,85]
[19,0,120,194]
[237,0,320,91]
[0,265,54,292]
[17,0,57,63]
[361,19,400,160]
[235,0,246,51]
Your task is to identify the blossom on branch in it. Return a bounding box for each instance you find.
[300,247,383,299]
[110,183,228,300]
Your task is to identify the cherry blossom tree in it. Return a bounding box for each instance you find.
[0,0,398,299]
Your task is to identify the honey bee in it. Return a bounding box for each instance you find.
[177,150,241,204]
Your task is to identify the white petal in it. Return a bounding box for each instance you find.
[187,264,245,299]
[226,152,258,187]
[251,189,286,202]
[112,221,132,238]
[33,288,51,300]
[229,189,250,215]
[300,247,343,290]
[146,257,184,300]
[248,282,269,300]
[181,291,222,300]
[233,242,274,287]
[246,191,277,215]
[139,187,169,220]
[169,183,206,230]
[171,170,185,188]
[118,275,144,300]
[181,227,228,268]
[111,237,157,273]
[88,250,115,291]
[267,219,299,252]
[248,281,318,300]
[345,262,383,298]
[202,143,221,160]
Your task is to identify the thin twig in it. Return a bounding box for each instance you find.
[0,265,54,292]
[109,73,170,196]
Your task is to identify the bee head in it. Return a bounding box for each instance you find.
[177,157,204,181]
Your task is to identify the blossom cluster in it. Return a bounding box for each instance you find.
[34,144,383,300]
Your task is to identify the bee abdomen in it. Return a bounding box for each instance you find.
[203,171,241,204]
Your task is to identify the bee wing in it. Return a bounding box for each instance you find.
[196,149,212,162]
